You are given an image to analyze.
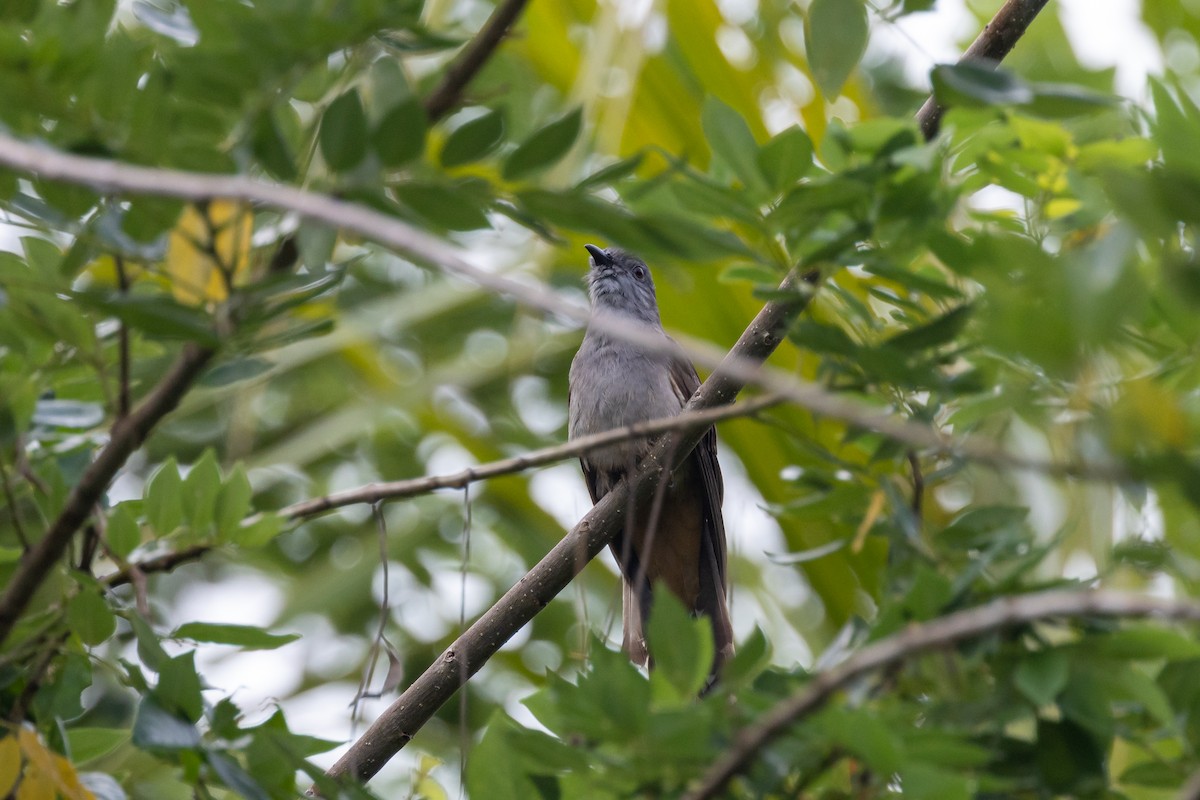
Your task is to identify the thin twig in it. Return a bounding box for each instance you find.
[915,0,1052,139]
[114,254,131,420]
[907,450,923,522]
[682,590,1200,800]
[103,544,212,588]
[0,458,30,550]
[0,343,215,647]
[423,0,531,122]
[98,398,785,591]
[283,395,782,519]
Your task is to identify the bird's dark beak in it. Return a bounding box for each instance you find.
[584,244,611,267]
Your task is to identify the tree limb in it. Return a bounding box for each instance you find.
[0,343,214,647]
[423,0,531,122]
[683,589,1200,800]
[317,274,812,787]
[283,394,782,519]
[916,0,1052,139]
[0,137,1132,487]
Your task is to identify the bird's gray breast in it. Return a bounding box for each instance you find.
[568,333,682,471]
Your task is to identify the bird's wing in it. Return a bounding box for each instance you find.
[666,349,727,589]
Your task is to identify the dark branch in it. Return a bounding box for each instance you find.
[103,544,213,589]
[683,590,1200,800]
[423,0,531,122]
[317,274,812,787]
[915,0,1052,140]
[0,343,215,647]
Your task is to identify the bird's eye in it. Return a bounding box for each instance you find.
[632,266,646,281]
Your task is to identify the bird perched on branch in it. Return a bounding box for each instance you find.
[568,244,733,681]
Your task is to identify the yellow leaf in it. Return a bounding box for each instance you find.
[53,754,95,800]
[17,729,94,800]
[415,775,449,800]
[15,765,54,800]
[0,735,21,796]
[1044,198,1082,220]
[166,201,253,306]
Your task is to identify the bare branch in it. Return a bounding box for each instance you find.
[916,0,1052,139]
[114,254,132,420]
[683,590,1200,800]
[0,343,215,647]
[282,394,783,519]
[103,544,212,589]
[423,0,531,122]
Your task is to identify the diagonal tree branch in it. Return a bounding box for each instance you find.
[317,274,813,787]
[915,0,1052,139]
[0,343,215,647]
[682,589,1200,800]
[423,0,531,122]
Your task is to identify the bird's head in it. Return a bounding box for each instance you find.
[584,244,660,325]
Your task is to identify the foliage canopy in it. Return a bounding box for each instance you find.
[2,0,1200,798]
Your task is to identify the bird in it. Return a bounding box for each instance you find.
[567,243,733,680]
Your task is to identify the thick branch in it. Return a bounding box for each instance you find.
[423,0,531,122]
[915,0,1052,140]
[683,589,1200,800]
[318,275,811,786]
[283,394,781,519]
[0,343,214,647]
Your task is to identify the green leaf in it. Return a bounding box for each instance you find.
[67,588,116,646]
[467,713,544,800]
[230,512,284,548]
[720,262,781,285]
[884,304,973,351]
[319,90,369,172]
[899,764,971,800]
[251,110,297,181]
[1035,718,1105,794]
[646,586,713,701]
[206,752,270,800]
[373,96,426,166]
[66,728,130,764]
[701,97,768,196]
[199,357,273,387]
[757,126,813,192]
[106,503,141,559]
[817,707,903,773]
[215,464,252,540]
[129,614,169,671]
[503,107,583,180]
[394,182,490,231]
[574,153,644,190]
[155,651,204,722]
[72,291,218,345]
[720,626,770,688]
[1086,626,1200,660]
[931,62,1035,108]
[172,622,299,651]
[145,457,184,537]
[1025,83,1115,118]
[34,652,91,721]
[132,696,201,752]
[440,108,505,167]
[182,449,221,534]
[1014,649,1069,707]
[805,0,869,97]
